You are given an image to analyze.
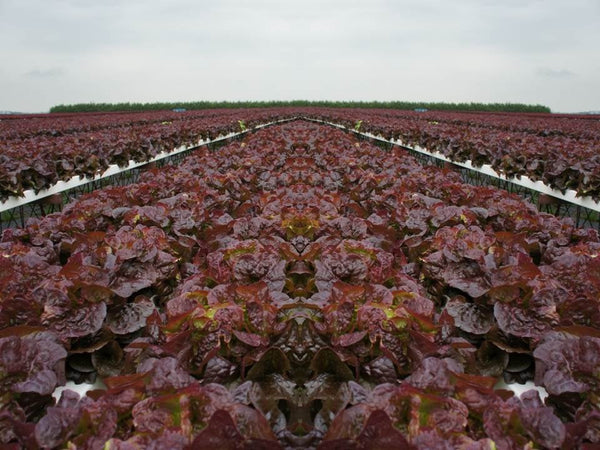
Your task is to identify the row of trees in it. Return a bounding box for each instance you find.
[50,100,551,113]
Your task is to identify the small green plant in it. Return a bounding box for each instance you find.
[238,120,247,132]
[354,120,363,132]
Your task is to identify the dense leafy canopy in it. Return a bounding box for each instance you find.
[2,107,599,201]
[305,108,600,200]
[1,121,599,448]
[48,101,551,114]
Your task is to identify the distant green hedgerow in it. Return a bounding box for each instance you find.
[49,100,551,114]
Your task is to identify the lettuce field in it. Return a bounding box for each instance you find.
[1,112,600,449]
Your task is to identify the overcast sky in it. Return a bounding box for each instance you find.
[1,0,599,113]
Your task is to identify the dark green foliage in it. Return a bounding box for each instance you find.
[49,100,551,113]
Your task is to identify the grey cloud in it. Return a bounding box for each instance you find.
[0,0,599,112]
[24,68,65,78]
[536,68,576,79]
